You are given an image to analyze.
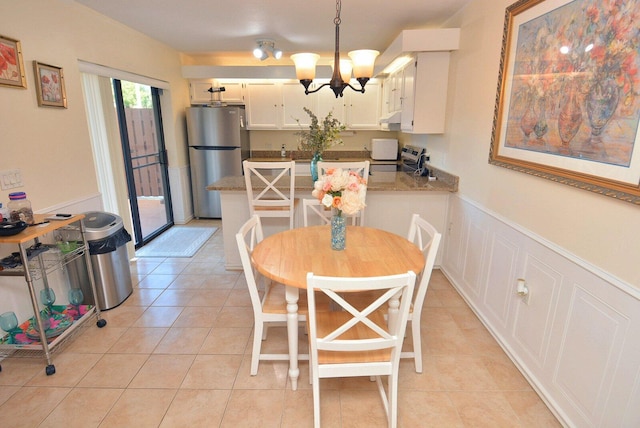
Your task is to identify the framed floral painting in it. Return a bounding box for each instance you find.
[33,61,67,108]
[489,0,640,205]
[0,35,27,88]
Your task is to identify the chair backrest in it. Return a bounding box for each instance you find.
[243,160,296,229]
[302,198,358,227]
[235,214,265,316]
[406,213,442,310]
[317,161,370,181]
[306,271,416,357]
[316,161,369,226]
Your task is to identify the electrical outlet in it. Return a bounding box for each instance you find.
[0,169,23,190]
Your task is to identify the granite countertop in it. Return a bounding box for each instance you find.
[208,164,458,193]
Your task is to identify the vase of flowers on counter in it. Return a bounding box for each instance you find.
[312,168,367,250]
[296,107,345,181]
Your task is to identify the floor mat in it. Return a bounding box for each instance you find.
[135,226,217,258]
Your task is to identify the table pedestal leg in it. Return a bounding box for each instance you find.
[285,286,299,390]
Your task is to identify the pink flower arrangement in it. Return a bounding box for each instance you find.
[311,168,367,216]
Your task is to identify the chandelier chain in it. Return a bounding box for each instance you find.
[334,0,341,26]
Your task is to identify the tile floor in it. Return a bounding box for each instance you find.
[0,220,561,427]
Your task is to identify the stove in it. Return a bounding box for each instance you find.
[400,145,426,174]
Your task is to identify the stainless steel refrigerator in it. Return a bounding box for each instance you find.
[186,106,250,218]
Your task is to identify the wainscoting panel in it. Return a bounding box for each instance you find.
[441,195,640,427]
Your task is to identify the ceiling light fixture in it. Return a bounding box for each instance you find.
[253,39,283,61]
[290,0,379,98]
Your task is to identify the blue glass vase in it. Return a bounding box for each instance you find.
[310,151,323,182]
[331,210,346,251]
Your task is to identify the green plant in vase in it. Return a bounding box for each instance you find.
[295,107,345,181]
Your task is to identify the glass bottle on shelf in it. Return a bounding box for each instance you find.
[8,192,34,224]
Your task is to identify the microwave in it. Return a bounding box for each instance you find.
[371,139,398,160]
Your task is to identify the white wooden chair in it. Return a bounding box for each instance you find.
[302,198,358,227]
[236,214,300,375]
[347,213,442,373]
[403,213,442,373]
[316,161,370,225]
[243,160,296,230]
[306,270,416,428]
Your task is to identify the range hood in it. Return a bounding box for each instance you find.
[379,111,402,124]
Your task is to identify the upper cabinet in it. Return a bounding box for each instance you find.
[242,79,380,131]
[381,52,451,134]
[405,52,450,134]
[189,79,245,105]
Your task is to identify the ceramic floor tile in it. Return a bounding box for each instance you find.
[504,391,562,427]
[172,305,221,327]
[398,390,464,427]
[99,305,146,327]
[166,274,206,289]
[225,288,253,306]
[153,327,209,354]
[136,273,177,289]
[129,354,195,388]
[187,289,232,307]
[107,327,168,354]
[448,391,522,427]
[160,389,230,427]
[40,387,124,428]
[233,355,289,389]
[199,327,251,355]
[62,325,127,353]
[0,386,70,427]
[100,388,176,428]
[200,274,241,289]
[133,306,183,327]
[0,357,41,386]
[152,288,198,306]
[213,306,254,328]
[180,354,242,389]
[434,355,500,391]
[123,288,164,306]
[26,352,102,387]
[220,389,285,428]
[339,388,388,427]
[0,386,19,406]
[150,261,189,275]
[77,353,148,388]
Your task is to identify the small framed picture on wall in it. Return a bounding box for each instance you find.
[0,35,27,89]
[33,61,67,108]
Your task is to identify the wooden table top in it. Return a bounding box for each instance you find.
[252,226,425,289]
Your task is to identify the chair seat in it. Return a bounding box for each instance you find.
[310,310,391,364]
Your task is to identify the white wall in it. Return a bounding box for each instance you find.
[0,0,190,217]
[426,0,639,288]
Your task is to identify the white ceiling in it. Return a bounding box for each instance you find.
[73,0,470,59]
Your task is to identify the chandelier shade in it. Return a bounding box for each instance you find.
[291,0,379,98]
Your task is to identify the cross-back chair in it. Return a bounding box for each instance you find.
[243,160,296,230]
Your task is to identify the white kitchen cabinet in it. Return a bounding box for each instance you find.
[382,71,403,116]
[189,79,244,105]
[213,80,245,104]
[245,82,281,129]
[281,82,316,129]
[314,80,380,130]
[346,81,380,129]
[401,52,450,134]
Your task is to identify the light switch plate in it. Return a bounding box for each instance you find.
[0,169,23,190]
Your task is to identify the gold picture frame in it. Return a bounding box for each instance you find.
[33,61,67,108]
[0,35,27,88]
[489,0,640,205]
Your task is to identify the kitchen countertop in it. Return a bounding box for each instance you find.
[207,164,458,193]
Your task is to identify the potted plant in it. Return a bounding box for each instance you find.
[296,107,346,180]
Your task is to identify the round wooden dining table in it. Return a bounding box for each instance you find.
[251,225,425,390]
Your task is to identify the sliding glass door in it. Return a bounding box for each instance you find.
[112,79,173,247]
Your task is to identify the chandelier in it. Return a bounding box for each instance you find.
[290,0,379,98]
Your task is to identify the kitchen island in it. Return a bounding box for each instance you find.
[208,164,458,270]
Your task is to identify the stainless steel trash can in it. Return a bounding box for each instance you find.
[81,211,133,310]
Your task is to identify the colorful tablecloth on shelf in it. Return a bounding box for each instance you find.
[0,304,93,345]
